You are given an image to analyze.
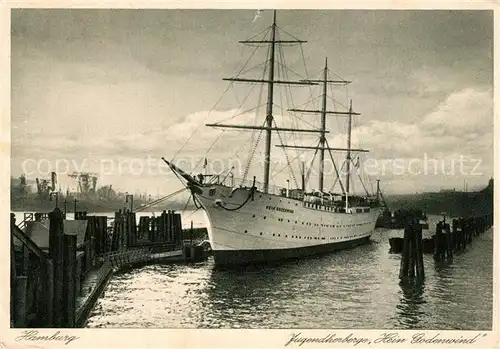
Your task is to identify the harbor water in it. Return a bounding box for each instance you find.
[82,212,493,330]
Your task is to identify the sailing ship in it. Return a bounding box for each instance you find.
[165,11,381,266]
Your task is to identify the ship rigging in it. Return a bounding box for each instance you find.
[164,10,381,266]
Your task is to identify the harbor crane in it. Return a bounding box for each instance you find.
[67,172,98,197]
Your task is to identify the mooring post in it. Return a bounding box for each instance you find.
[132,212,137,246]
[121,211,128,250]
[408,224,415,278]
[467,218,473,243]
[174,212,182,246]
[414,219,425,280]
[169,211,175,244]
[49,207,64,327]
[112,211,119,251]
[399,220,411,279]
[452,219,458,251]
[165,210,172,242]
[459,218,466,250]
[149,215,155,242]
[62,234,77,327]
[116,210,122,251]
[444,222,453,260]
[433,221,442,261]
[191,220,194,246]
[123,210,129,249]
[143,216,148,241]
[161,210,168,242]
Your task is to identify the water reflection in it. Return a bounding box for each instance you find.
[395,280,427,329]
[86,230,492,329]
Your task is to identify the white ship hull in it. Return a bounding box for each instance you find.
[193,184,380,266]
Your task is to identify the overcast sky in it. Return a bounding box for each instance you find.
[11,9,493,196]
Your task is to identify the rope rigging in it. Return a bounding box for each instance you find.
[242,120,266,183]
[172,27,270,164]
[133,187,187,212]
[273,119,299,189]
[305,142,320,187]
[325,138,345,194]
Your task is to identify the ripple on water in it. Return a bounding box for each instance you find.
[86,228,493,329]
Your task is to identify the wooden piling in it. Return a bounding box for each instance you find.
[121,212,127,251]
[399,216,425,280]
[155,217,161,242]
[452,219,458,250]
[433,221,443,261]
[169,211,175,242]
[163,211,169,242]
[467,218,473,243]
[399,223,411,279]
[414,220,425,279]
[99,216,108,254]
[123,211,129,248]
[62,234,77,327]
[174,213,182,245]
[131,213,137,246]
[458,218,465,251]
[444,223,453,260]
[49,207,64,327]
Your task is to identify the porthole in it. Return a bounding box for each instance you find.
[244,230,248,233]
[273,233,275,236]
[260,232,262,235]
[253,215,256,218]
[264,216,267,219]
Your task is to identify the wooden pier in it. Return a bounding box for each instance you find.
[392,213,493,283]
[389,214,493,255]
[10,208,210,328]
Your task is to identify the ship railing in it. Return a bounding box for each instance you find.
[219,177,291,196]
[302,201,373,214]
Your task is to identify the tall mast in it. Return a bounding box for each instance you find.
[207,10,320,192]
[345,100,353,195]
[263,10,277,193]
[318,57,328,192]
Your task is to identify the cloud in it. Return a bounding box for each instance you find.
[11,10,493,195]
[420,88,492,137]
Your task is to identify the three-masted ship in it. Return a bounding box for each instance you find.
[165,11,381,266]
